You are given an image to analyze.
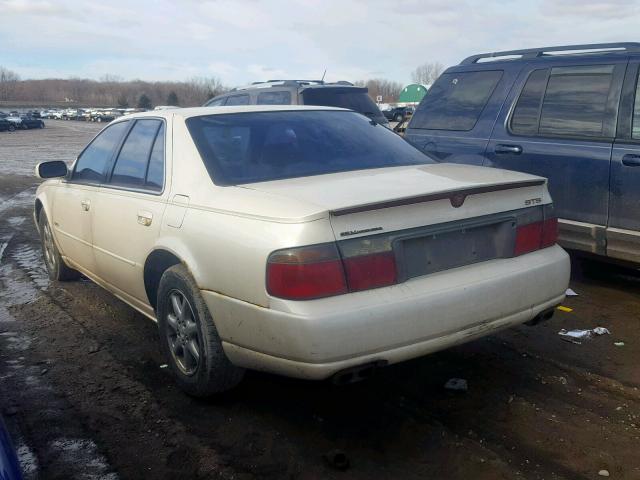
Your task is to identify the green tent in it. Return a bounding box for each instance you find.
[398,84,428,103]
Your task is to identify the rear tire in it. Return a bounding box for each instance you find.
[38,211,80,281]
[394,113,403,122]
[157,264,244,396]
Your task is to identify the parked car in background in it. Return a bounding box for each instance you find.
[34,105,568,396]
[406,42,640,264]
[204,79,389,125]
[383,106,414,122]
[0,416,23,480]
[17,115,45,129]
[0,118,16,132]
[50,110,64,120]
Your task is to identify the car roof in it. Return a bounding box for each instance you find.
[459,42,640,67]
[115,105,349,121]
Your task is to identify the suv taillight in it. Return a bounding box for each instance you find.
[267,240,398,300]
[514,214,558,256]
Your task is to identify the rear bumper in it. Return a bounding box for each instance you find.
[202,245,569,380]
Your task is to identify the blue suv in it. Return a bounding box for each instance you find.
[406,43,640,264]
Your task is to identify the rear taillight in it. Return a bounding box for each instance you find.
[514,212,558,256]
[267,237,399,300]
[267,244,347,300]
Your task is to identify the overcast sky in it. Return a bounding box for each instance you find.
[0,0,638,86]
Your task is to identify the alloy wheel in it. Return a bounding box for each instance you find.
[165,290,201,376]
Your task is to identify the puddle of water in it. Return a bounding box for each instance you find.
[0,187,36,215]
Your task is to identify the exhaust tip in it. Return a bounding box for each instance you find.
[332,360,388,386]
[525,306,556,326]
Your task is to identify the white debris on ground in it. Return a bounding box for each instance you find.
[558,327,610,344]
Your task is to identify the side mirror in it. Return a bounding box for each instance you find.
[35,161,68,179]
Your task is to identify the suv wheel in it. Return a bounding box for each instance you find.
[39,212,80,281]
[8,124,15,132]
[394,113,404,122]
[157,264,244,396]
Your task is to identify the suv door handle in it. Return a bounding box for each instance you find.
[80,199,90,211]
[137,211,153,226]
[495,144,523,155]
[622,154,640,167]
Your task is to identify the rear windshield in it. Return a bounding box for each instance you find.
[186,111,434,186]
[410,70,503,131]
[302,88,387,123]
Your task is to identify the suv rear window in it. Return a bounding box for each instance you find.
[186,111,433,185]
[302,88,387,123]
[410,70,503,131]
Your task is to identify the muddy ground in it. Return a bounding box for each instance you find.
[0,120,639,480]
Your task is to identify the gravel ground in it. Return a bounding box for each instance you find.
[0,121,639,480]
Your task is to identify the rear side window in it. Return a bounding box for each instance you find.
[73,121,129,182]
[410,71,503,131]
[110,119,163,190]
[257,91,292,105]
[225,95,250,106]
[146,124,165,190]
[511,65,615,138]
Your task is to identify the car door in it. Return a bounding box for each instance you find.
[608,61,640,262]
[91,118,169,310]
[52,121,130,274]
[405,66,520,166]
[485,59,626,255]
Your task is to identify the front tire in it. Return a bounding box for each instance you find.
[38,212,80,281]
[157,265,244,396]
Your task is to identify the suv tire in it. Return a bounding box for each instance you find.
[157,264,245,396]
[394,113,404,122]
[39,212,81,281]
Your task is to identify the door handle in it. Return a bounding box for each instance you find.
[495,144,523,155]
[80,199,91,211]
[137,211,153,226]
[622,154,640,167]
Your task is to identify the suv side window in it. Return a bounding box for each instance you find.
[207,97,226,107]
[511,65,615,138]
[109,119,162,189]
[72,121,129,182]
[632,74,640,139]
[225,94,250,106]
[410,70,503,131]
[257,91,292,105]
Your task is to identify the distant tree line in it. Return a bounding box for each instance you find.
[0,61,444,107]
[0,66,227,107]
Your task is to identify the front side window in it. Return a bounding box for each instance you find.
[225,95,250,106]
[110,119,163,189]
[73,121,129,182]
[410,70,503,131]
[186,110,434,186]
[257,91,292,105]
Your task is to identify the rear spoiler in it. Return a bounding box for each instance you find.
[330,179,545,217]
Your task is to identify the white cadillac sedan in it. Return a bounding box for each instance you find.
[34,106,569,396]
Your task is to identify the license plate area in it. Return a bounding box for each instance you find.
[395,218,516,281]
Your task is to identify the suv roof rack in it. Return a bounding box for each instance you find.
[461,42,640,65]
[232,79,355,91]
